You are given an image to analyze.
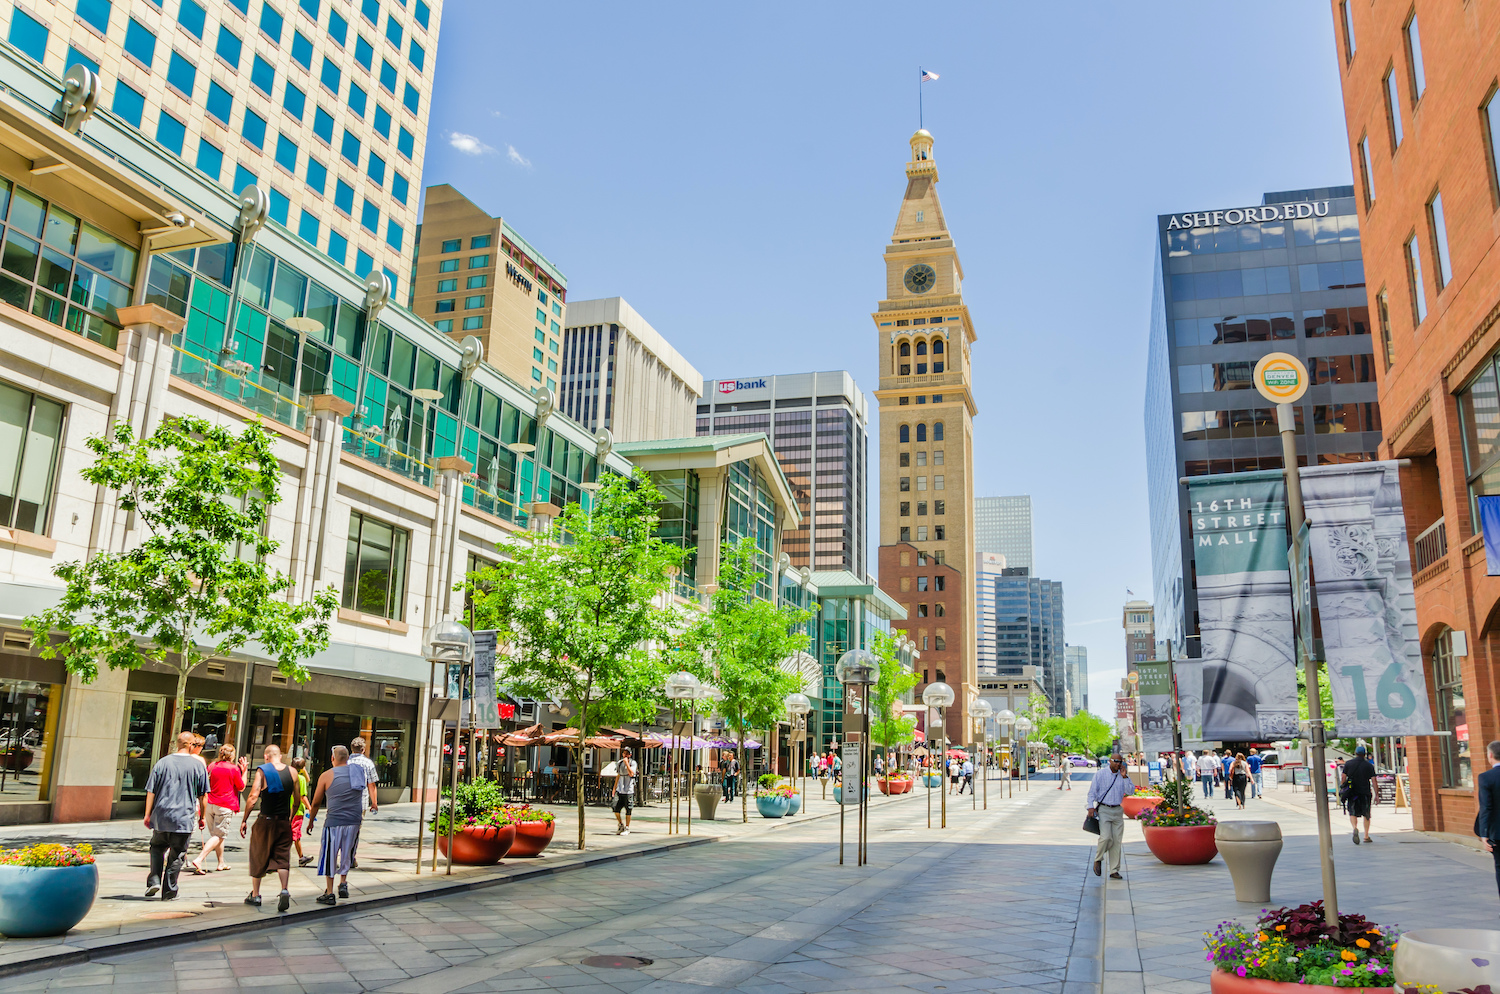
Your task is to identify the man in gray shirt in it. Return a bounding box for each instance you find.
[143,731,209,900]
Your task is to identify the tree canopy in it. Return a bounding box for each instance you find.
[868,629,919,752]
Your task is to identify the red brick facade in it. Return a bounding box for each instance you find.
[1331,0,1500,831]
[878,542,968,745]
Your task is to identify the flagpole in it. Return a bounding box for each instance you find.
[919,67,923,130]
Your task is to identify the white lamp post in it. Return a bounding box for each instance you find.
[418,618,474,876]
[995,708,1016,799]
[922,681,955,829]
[835,649,879,865]
[968,698,992,810]
[664,671,701,835]
[785,692,812,816]
[1015,716,1034,792]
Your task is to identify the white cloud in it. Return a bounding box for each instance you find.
[448,131,494,156]
[506,144,532,168]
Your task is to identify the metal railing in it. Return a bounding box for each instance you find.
[171,344,307,431]
[340,422,434,488]
[1413,517,1448,572]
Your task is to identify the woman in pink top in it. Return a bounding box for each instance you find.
[189,744,248,874]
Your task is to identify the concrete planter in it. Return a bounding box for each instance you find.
[878,778,914,795]
[1394,928,1500,993]
[694,784,721,821]
[0,863,98,937]
[1215,821,1282,903]
[1122,796,1163,819]
[920,774,942,788]
[787,792,801,815]
[756,795,791,818]
[1142,824,1218,865]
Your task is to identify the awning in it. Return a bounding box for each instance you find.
[912,729,926,742]
[499,723,544,746]
[541,727,620,748]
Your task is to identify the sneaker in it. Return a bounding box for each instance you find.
[316,893,336,906]
[1353,831,1361,845]
[145,884,160,898]
[338,883,349,899]
[615,825,624,835]
[299,856,315,867]
[244,894,261,907]
[621,828,630,836]
[277,891,290,913]
[350,857,358,869]
[161,890,178,901]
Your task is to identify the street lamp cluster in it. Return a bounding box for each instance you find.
[664,669,712,835]
[834,649,878,865]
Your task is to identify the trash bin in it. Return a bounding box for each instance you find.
[694,784,720,821]
[1215,821,1282,903]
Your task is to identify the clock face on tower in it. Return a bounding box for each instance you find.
[903,264,936,294]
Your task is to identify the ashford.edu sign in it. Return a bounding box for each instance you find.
[716,378,768,394]
[1167,202,1331,230]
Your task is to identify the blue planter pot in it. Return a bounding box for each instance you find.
[756,795,791,818]
[0,863,98,937]
[921,774,943,788]
[833,785,870,804]
[787,792,802,816]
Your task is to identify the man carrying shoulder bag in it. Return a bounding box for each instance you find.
[1086,753,1135,880]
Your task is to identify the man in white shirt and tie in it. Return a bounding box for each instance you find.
[1087,753,1135,880]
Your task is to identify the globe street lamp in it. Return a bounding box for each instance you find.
[994,708,1016,799]
[968,698,993,811]
[419,618,474,876]
[922,681,955,829]
[1015,715,1034,792]
[664,671,702,835]
[836,649,879,866]
[785,692,812,817]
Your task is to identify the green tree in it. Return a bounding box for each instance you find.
[1039,712,1116,758]
[868,629,919,764]
[685,538,810,822]
[466,471,684,850]
[25,418,338,734]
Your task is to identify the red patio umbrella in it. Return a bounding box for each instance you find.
[499,723,544,746]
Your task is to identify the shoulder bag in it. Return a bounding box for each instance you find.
[1083,772,1120,835]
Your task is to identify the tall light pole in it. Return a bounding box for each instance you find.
[968,699,992,810]
[419,619,473,876]
[995,708,1015,799]
[664,670,701,835]
[785,692,812,815]
[1016,716,1033,792]
[923,681,955,828]
[836,650,878,865]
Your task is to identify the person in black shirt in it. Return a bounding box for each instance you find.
[1474,740,1500,901]
[1340,744,1377,845]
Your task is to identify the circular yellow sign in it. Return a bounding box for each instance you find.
[1252,352,1309,404]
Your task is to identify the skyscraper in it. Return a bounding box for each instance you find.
[697,372,867,575]
[562,297,702,444]
[991,568,1065,715]
[1123,600,1154,667]
[1065,645,1089,716]
[874,129,979,744]
[975,551,1006,677]
[1145,188,1382,656]
[975,495,1033,571]
[3,0,441,299]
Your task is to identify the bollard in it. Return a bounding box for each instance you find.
[1215,821,1283,904]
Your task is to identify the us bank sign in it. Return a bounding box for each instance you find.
[1167,201,1330,230]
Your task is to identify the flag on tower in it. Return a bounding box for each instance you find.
[921,69,939,81]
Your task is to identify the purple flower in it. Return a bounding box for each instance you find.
[1236,967,1247,978]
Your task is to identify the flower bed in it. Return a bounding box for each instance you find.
[1141,778,1218,864]
[505,805,556,857]
[1206,901,1397,989]
[0,844,99,937]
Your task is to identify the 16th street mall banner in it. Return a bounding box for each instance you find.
[1300,462,1434,736]
[1137,660,1175,755]
[1187,471,1301,741]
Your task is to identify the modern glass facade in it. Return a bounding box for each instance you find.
[1065,645,1088,715]
[1146,188,1382,656]
[975,495,1033,571]
[991,569,1066,713]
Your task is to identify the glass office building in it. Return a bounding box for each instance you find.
[991,569,1066,713]
[1145,187,1382,654]
[975,495,1033,571]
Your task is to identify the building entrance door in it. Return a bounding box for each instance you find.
[117,694,166,802]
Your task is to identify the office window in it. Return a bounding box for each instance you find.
[386,221,402,251]
[361,199,379,232]
[391,172,408,204]
[291,29,312,69]
[361,0,380,23]
[899,527,910,542]
[402,81,419,113]
[1405,14,1426,102]
[328,10,347,45]
[464,295,484,309]
[282,81,306,120]
[354,250,373,278]
[342,511,408,620]
[434,300,454,314]
[1485,89,1500,207]
[1357,135,1375,208]
[433,319,452,332]
[409,39,425,72]
[1407,234,1428,324]
[325,230,347,266]
[313,106,335,143]
[934,499,945,515]
[267,188,288,225]
[348,81,368,118]
[899,477,910,492]
[1385,68,1404,148]
[466,275,486,289]
[66,46,100,74]
[167,51,197,96]
[1429,192,1453,290]
[251,54,275,94]
[341,130,361,164]
[124,19,157,67]
[547,359,557,374]
[471,235,491,250]
[233,164,257,194]
[305,156,327,194]
[1377,289,1395,369]
[1430,630,1470,788]
[300,0,319,18]
[227,0,247,11]
[385,13,402,47]
[380,59,398,93]
[7,9,47,62]
[242,109,267,149]
[177,0,206,38]
[935,475,945,490]
[298,210,319,245]
[532,347,544,362]
[0,385,65,534]
[195,139,224,180]
[438,259,458,273]
[440,238,460,253]
[355,34,374,69]
[77,0,112,35]
[259,3,284,43]
[334,179,354,214]
[415,0,430,29]
[470,255,490,269]
[463,316,483,331]
[320,57,341,93]
[436,279,457,292]
[533,328,545,343]
[397,126,414,158]
[274,133,298,173]
[367,152,386,184]
[373,104,392,138]
[216,24,242,67]
[1339,1,1355,63]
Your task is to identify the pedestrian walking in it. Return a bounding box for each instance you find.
[1221,750,1234,799]
[1196,751,1217,797]
[1230,752,1250,809]
[1340,744,1377,844]
[959,757,974,794]
[241,744,298,912]
[1474,740,1500,901]
[1058,754,1072,790]
[948,756,961,794]
[1247,748,1263,799]
[289,757,315,867]
[1087,753,1134,880]
[143,731,209,900]
[722,754,740,802]
[612,746,637,835]
[189,744,247,874]
[347,737,378,869]
[305,745,376,905]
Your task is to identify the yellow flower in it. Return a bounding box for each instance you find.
[1356,939,1371,949]
[1341,950,1357,961]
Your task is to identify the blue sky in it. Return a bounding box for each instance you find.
[421,2,1354,720]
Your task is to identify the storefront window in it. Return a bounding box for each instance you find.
[0,680,57,803]
[371,719,409,787]
[1430,629,1470,788]
[180,698,233,753]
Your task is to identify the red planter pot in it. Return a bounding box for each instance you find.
[1122,796,1164,819]
[1142,824,1218,865]
[509,820,556,857]
[878,778,914,795]
[1209,968,1390,994]
[436,824,516,865]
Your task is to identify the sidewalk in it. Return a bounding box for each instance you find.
[1100,782,1495,994]
[0,780,919,977]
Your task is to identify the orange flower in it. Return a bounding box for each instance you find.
[1275,924,1287,931]
[1258,933,1269,942]
[1341,950,1357,961]
[1356,939,1371,949]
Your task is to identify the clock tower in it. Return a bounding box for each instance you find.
[873,129,979,745]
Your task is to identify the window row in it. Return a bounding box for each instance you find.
[897,476,946,491]
[896,394,943,405]
[898,450,944,467]
[1180,403,1380,441]
[1166,214,1359,257]
[1174,307,1369,348]
[1177,355,1375,393]
[897,422,945,443]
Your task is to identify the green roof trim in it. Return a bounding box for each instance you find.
[808,570,906,620]
[616,433,768,455]
[500,219,567,288]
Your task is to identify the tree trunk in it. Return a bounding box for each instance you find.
[739,725,747,824]
[173,663,191,742]
[575,696,589,851]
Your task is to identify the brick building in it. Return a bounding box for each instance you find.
[1330,0,1500,832]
